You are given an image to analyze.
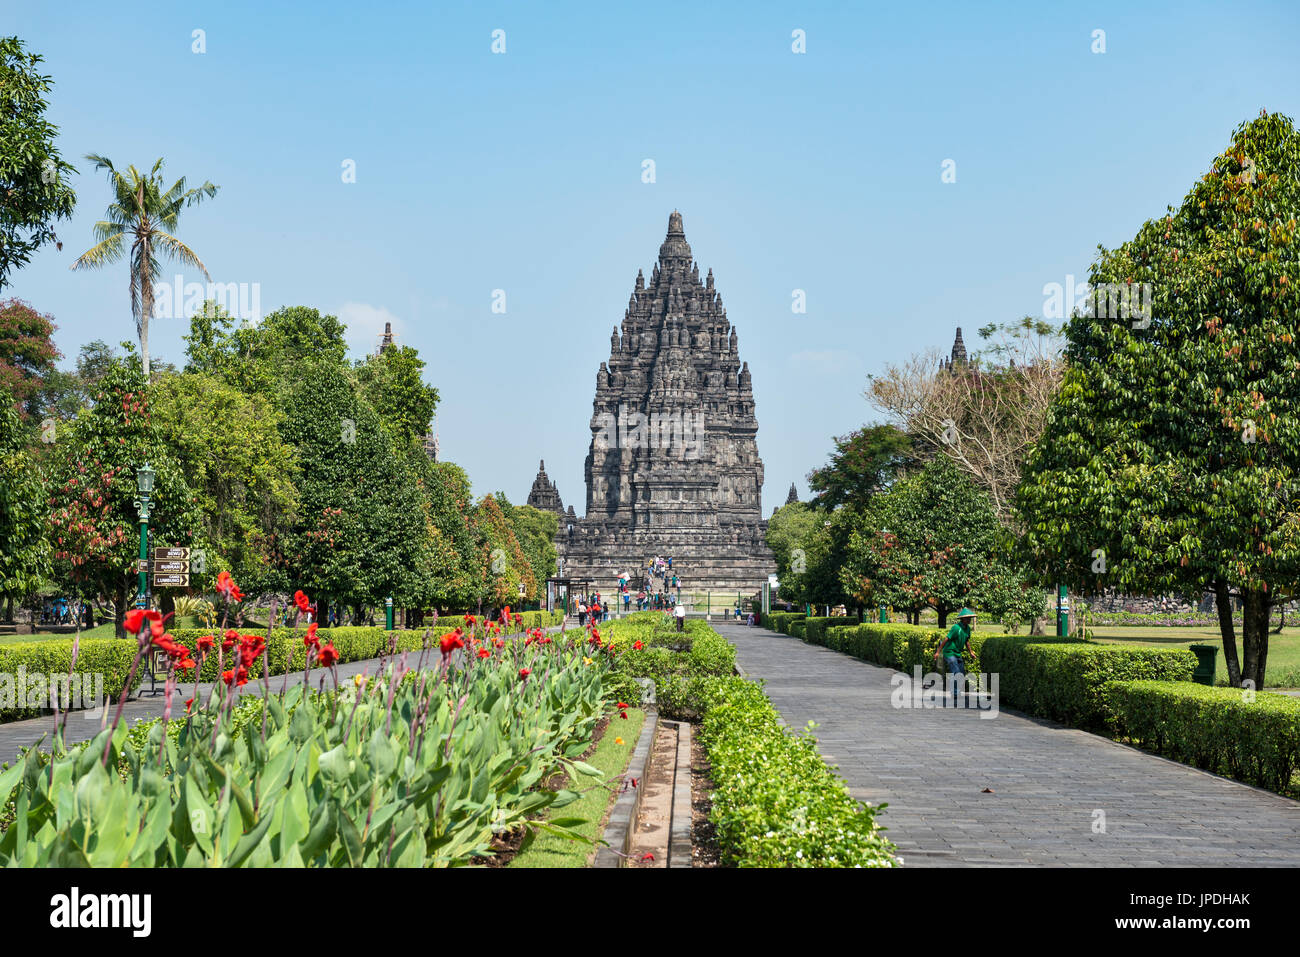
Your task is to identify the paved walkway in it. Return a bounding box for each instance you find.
[712,622,1300,867]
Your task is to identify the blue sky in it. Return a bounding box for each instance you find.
[7,0,1298,513]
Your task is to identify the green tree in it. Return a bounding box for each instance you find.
[844,456,1033,627]
[765,501,820,603]
[150,368,300,598]
[0,298,61,424]
[45,348,199,635]
[1016,111,1300,689]
[475,494,536,610]
[279,359,427,618]
[0,383,50,617]
[70,156,218,378]
[806,424,914,511]
[0,37,77,289]
[356,345,439,448]
[497,496,558,605]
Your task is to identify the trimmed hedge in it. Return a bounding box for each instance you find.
[1104,680,1300,793]
[789,620,807,640]
[0,640,146,721]
[766,612,803,635]
[978,636,1195,731]
[696,674,896,867]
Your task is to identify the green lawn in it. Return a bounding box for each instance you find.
[509,708,645,868]
[0,623,118,645]
[1089,625,1300,688]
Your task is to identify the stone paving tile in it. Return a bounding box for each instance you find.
[713,622,1300,867]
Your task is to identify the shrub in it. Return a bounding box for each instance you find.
[0,640,146,721]
[1104,680,1300,794]
[766,612,803,635]
[695,675,896,867]
[979,637,1195,731]
[789,620,806,640]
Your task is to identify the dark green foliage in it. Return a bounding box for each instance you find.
[1104,680,1300,794]
[0,37,77,289]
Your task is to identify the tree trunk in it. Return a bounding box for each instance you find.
[1241,588,1270,691]
[937,607,949,629]
[114,583,128,639]
[1214,579,1242,687]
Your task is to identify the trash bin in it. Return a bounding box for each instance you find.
[1188,644,1218,686]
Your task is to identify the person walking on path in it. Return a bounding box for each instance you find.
[934,607,976,706]
[674,600,686,632]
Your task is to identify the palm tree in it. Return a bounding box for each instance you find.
[71,155,218,378]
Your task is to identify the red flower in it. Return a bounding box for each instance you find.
[293,589,312,613]
[518,668,531,679]
[616,702,629,709]
[197,634,215,654]
[304,622,319,648]
[492,638,504,649]
[221,669,235,686]
[124,608,146,635]
[184,697,195,713]
[633,640,643,650]
[620,711,628,720]
[146,610,166,639]
[439,629,465,656]
[640,853,654,861]
[318,642,338,667]
[215,570,244,602]
[477,648,491,659]
[222,629,239,653]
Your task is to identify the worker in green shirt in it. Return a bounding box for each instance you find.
[934,607,976,705]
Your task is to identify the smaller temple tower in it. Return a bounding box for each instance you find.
[939,327,968,372]
[785,483,799,506]
[526,460,565,517]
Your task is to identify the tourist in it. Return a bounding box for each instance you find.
[623,591,631,612]
[667,556,672,570]
[578,599,587,627]
[674,600,686,632]
[934,607,976,705]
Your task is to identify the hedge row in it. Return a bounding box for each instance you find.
[696,674,897,867]
[977,636,1195,731]
[1104,680,1300,793]
[766,612,804,635]
[793,621,1195,732]
[0,640,147,721]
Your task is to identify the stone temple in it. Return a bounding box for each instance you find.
[529,211,777,593]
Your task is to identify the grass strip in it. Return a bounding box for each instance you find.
[510,707,646,868]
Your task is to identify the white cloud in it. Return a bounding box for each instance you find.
[338,302,404,357]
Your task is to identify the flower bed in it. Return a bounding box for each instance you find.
[0,587,601,867]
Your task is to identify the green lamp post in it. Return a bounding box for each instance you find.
[132,463,156,609]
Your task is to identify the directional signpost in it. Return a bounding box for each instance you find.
[151,547,190,587]
[143,547,191,693]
